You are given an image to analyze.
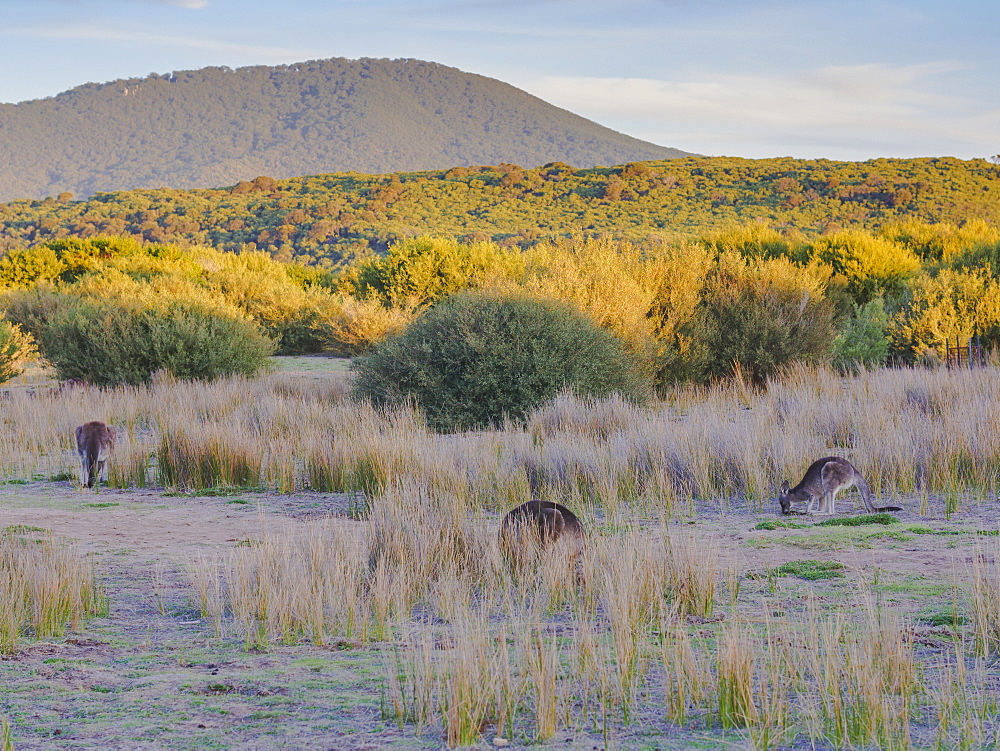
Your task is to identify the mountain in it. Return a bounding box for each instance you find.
[0,58,692,201]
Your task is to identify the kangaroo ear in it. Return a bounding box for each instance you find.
[781,480,789,492]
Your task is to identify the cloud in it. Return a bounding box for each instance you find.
[520,62,998,158]
[155,0,209,8]
[4,22,311,60]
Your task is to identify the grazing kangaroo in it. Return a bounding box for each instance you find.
[75,421,116,489]
[778,457,902,516]
[499,501,585,572]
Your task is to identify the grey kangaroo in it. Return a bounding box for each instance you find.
[499,500,585,569]
[75,421,116,489]
[777,456,902,516]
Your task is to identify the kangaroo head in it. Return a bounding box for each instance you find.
[778,480,792,515]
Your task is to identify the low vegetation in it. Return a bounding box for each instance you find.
[0,526,104,653]
[0,362,998,746]
[1,156,998,266]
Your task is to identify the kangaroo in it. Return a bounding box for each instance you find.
[778,456,902,516]
[75,421,116,489]
[499,500,586,572]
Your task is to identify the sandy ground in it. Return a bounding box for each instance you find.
[0,480,997,749]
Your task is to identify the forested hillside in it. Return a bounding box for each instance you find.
[0,58,688,201]
[0,156,997,269]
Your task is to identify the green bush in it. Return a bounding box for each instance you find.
[832,298,891,371]
[40,297,275,386]
[672,252,836,384]
[352,292,650,431]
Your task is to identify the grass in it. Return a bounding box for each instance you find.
[0,530,105,653]
[0,364,999,746]
[773,559,846,580]
[814,513,899,527]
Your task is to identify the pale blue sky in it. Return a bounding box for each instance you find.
[1,0,997,161]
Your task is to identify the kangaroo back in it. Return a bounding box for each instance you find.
[499,500,585,565]
[75,421,115,489]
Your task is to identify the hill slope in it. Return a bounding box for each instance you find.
[0,58,690,201]
[1,156,997,268]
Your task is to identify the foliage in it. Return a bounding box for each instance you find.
[0,237,331,354]
[808,230,921,303]
[352,291,651,431]
[0,320,37,384]
[669,253,836,384]
[518,238,700,372]
[892,268,1000,360]
[832,298,891,371]
[1,156,999,269]
[341,235,524,307]
[39,296,275,386]
[314,294,417,356]
[880,218,1000,263]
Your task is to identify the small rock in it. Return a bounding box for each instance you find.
[493,737,510,747]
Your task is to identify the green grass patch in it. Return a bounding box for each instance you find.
[0,479,28,485]
[163,487,265,497]
[225,498,250,505]
[49,471,74,482]
[84,502,119,508]
[754,519,810,530]
[977,529,999,536]
[919,610,966,628]
[865,530,912,542]
[773,559,845,580]
[906,525,962,535]
[814,513,898,527]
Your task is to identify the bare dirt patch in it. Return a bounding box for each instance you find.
[0,481,997,749]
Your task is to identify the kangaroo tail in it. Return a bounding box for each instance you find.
[87,455,98,488]
[856,474,901,512]
[856,474,875,512]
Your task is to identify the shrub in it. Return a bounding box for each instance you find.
[352,291,650,431]
[40,297,275,386]
[809,230,921,303]
[892,268,1000,361]
[341,236,523,308]
[315,294,417,356]
[672,252,836,385]
[832,298,891,371]
[0,320,38,384]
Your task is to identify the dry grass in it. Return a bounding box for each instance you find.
[4,363,1000,509]
[6,362,1000,745]
[0,527,104,653]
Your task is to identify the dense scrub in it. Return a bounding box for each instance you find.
[3,219,1000,388]
[1,156,998,268]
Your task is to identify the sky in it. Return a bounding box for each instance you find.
[1,0,997,162]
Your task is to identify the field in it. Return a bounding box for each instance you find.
[1,358,1000,749]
